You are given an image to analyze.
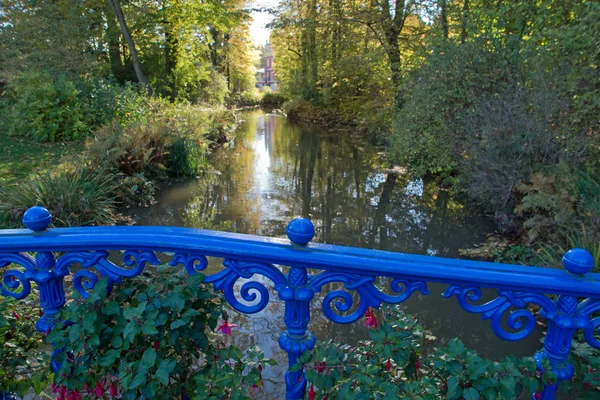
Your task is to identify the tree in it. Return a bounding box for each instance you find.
[107,0,149,90]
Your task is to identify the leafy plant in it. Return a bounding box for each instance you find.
[297,306,546,400]
[0,166,118,228]
[0,290,50,397]
[2,69,88,142]
[47,267,274,399]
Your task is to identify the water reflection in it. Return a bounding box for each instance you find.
[127,110,542,398]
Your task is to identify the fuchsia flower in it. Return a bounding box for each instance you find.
[385,359,392,371]
[12,311,20,320]
[67,390,82,400]
[109,383,118,397]
[308,385,316,400]
[93,381,104,398]
[317,361,326,373]
[415,360,421,369]
[216,320,238,336]
[154,340,160,351]
[365,309,378,329]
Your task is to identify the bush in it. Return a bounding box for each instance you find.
[228,90,262,107]
[48,268,274,399]
[113,173,156,207]
[196,69,230,106]
[261,92,287,107]
[0,167,118,227]
[0,292,49,397]
[2,69,87,142]
[169,137,208,177]
[299,306,599,399]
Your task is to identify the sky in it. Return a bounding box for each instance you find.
[249,0,279,46]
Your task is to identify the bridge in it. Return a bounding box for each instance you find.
[1,206,598,399]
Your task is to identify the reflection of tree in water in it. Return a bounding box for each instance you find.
[128,110,541,399]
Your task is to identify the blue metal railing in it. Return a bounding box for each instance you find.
[0,206,598,399]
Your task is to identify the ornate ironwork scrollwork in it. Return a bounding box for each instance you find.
[199,259,287,314]
[0,252,35,299]
[442,285,557,341]
[308,272,429,324]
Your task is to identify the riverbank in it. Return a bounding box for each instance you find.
[282,99,600,271]
[0,103,239,229]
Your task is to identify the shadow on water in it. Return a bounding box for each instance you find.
[125,109,543,398]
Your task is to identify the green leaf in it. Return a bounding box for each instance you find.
[129,369,147,389]
[141,347,157,370]
[155,368,169,385]
[463,387,479,400]
[104,301,121,316]
[99,349,120,367]
[170,319,187,329]
[369,329,386,343]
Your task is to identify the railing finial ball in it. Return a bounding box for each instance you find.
[286,217,315,245]
[562,248,594,275]
[22,206,52,232]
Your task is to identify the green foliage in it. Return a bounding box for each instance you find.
[48,268,274,399]
[196,69,230,106]
[229,89,262,106]
[0,292,50,397]
[169,137,209,177]
[298,306,556,399]
[261,92,288,107]
[2,69,87,142]
[113,173,156,207]
[0,167,118,227]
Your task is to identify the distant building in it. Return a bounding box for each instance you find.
[256,43,277,90]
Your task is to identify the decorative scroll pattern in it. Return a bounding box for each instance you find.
[0,252,36,299]
[442,285,558,341]
[576,299,600,349]
[170,256,288,315]
[308,272,429,324]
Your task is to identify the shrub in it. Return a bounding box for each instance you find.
[261,92,287,107]
[0,292,49,397]
[196,69,230,106]
[169,137,208,177]
[113,173,156,207]
[0,167,118,227]
[228,90,262,106]
[299,306,599,399]
[48,268,274,399]
[2,69,87,142]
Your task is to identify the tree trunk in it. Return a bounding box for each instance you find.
[105,6,124,81]
[440,0,449,39]
[107,0,150,91]
[385,28,403,108]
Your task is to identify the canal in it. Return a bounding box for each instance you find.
[127,109,543,398]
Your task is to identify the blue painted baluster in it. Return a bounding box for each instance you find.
[22,207,67,371]
[534,248,595,400]
[22,207,66,334]
[279,219,317,400]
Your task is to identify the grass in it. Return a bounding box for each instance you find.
[0,135,84,186]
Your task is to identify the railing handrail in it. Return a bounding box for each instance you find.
[1,206,598,399]
[1,225,598,297]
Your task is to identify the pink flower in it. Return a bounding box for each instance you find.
[109,383,118,397]
[216,320,238,336]
[67,390,82,400]
[365,309,378,329]
[385,359,391,371]
[308,385,315,400]
[154,340,160,351]
[93,382,104,398]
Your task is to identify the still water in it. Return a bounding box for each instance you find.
[128,109,542,397]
